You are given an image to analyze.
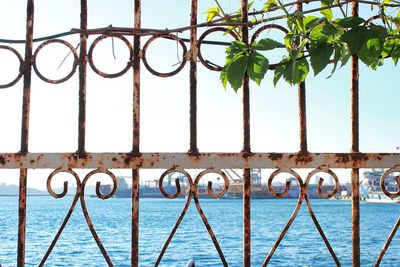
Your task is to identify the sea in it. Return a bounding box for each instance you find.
[0,196,399,266]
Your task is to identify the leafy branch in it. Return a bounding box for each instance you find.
[203,0,400,90]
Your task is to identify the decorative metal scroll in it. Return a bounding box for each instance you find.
[39,168,118,267]
[155,168,229,266]
[374,166,400,267]
[264,166,341,266]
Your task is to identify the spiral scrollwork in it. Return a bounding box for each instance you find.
[375,167,400,266]
[33,39,79,84]
[81,168,118,199]
[305,167,339,199]
[267,168,303,198]
[46,167,81,198]
[0,45,24,89]
[264,167,341,266]
[79,168,117,266]
[156,168,228,266]
[194,169,229,199]
[380,166,400,199]
[40,167,82,266]
[158,168,192,199]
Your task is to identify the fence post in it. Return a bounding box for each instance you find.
[351,0,360,266]
[17,1,35,266]
[132,0,141,266]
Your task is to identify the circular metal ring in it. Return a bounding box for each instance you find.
[88,34,134,78]
[380,167,400,199]
[197,27,239,71]
[33,39,78,84]
[0,45,24,89]
[250,24,288,69]
[142,34,187,77]
[250,24,289,44]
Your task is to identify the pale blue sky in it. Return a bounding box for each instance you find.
[0,0,399,188]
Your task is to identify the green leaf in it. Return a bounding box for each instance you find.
[391,41,400,65]
[263,0,278,11]
[322,23,338,36]
[282,57,310,85]
[327,43,342,78]
[358,26,387,69]
[309,42,334,75]
[220,66,228,89]
[247,52,269,85]
[294,11,306,33]
[284,33,294,49]
[334,17,365,28]
[204,7,220,22]
[310,24,330,43]
[251,38,283,50]
[321,0,334,5]
[226,53,249,92]
[273,65,285,87]
[340,43,351,66]
[226,41,247,57]
[292,58,310,83]
[340,26,368,55]
[320,8,333,20]
[304,16,320,31]
[382,38,396,58]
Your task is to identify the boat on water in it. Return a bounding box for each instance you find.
[361,169,400,204]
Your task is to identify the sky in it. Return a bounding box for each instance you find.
[0,0,399,189]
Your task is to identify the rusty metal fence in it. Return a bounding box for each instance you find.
[0,0,399,266]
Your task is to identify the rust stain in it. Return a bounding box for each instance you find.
[269,153,283,161]
[351,153,369,161]
[0,155,6,165]
[124,155,132,166]
[335,154,350,164]
[295,153,313,165]
[242,151,253,159]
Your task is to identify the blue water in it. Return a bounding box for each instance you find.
[0,196,399,266]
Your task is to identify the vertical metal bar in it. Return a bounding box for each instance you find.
[298,83,307,152]
[189,0,198,155]
[243,168,251,267]
[18,1,34,266]
[17,169,28,267]
[132,0,141,266]
[296,1,308,153]
[131,169,139,267]
[351,1,360,266]
[132,0,141,155]
[241,1,251,266]
[20,2,34,155]
[78,0,88,156]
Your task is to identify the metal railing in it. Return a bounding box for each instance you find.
[0,0,399,266]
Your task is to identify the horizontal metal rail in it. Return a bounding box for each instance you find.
[0,152,398,169]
